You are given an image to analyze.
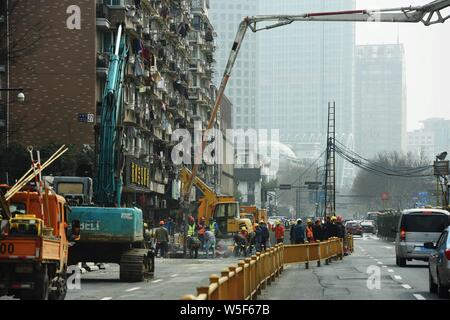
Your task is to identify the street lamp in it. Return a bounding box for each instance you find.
[0,88,25,103]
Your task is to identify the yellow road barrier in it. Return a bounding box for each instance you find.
[181,235,354,300]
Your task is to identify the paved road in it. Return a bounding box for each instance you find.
[259,233,448,300]
[2,232,447,300]
[65,257,241,300]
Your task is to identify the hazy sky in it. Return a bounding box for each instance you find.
[355,0,450,131]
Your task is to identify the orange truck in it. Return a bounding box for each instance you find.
[0,188,78,300]
[240,206,268,225]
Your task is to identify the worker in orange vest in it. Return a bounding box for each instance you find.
[306,219,315,242]
[272,220,285,244]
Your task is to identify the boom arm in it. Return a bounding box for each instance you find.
[182,0,450,201]
[180,167,218,205]
[95,25,128,207]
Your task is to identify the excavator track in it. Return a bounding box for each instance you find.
[119,249,154,282]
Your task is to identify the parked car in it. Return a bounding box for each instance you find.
[427,227,450,298]
[395,208,450,267]
[360,220,376,234]
[345,221,363,236]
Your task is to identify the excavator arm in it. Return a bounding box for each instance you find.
[95,25,128,207]
[182,0,450,201]
[180,167,218,206]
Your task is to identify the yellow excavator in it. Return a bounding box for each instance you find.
[180,168,252,238]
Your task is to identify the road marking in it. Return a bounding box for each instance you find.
[383,246,393,250]
[394,275,402,280]
[152,279,163,283]
[126,287,141,292]
[402,284,412,289]
[413,294,426,300]
[377,261,383,265]
[101,297,113,300]
[387,269,394,273]
[382,265,387,268]
[171,274,179,278]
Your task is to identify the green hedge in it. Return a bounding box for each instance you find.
[377,210,401,239]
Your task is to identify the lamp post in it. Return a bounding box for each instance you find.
[434,152,448,208]
[0,88,25,146]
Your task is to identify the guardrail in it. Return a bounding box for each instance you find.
[181,236,354,300]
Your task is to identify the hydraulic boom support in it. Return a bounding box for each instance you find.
[182,0,450,201]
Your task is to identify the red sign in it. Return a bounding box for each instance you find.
[381,192,390,201]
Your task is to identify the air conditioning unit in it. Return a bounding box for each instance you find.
[143,27,150,34]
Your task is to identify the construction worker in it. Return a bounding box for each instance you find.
[233,227,249,256]
[313,218,324,241]
[207,217,219,237]
[323,216,333,240]
[254,223,263,252]
[329,216,340,238]
[198,217,207,248]
[273,220,285,244]
[154,220,169,258]
[259,220,270,251]
[293,219,305,244]
[336,215,348,256]
[204,229,216,259]
[187,216,196,237]
[289,220,296,244]
[306,219,315,242]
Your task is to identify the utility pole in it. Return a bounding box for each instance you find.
[324,102,336,217]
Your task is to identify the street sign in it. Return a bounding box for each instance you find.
[381,192,390,201]
[305,181,322,190]
[279,184,292,190]
[434,161,449,176]
[305,181,322,186]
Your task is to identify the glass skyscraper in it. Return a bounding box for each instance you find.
[209,0,258,130]
[256,0,355,152]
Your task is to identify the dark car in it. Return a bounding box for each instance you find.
[345,221,363,236]
[427,227,450,298]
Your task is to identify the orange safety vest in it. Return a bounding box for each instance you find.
[306,226,314,239]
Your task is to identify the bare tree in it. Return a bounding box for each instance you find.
[351,151,434,209]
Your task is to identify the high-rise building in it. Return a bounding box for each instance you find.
[4,0,217,223]
[257,0,355,148]
[354,44,407,159]
[209,0,258,130]
[407,118,450,160]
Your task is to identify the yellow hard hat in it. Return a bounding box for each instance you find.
[254,223,259,227]
[307,219,312,224]
[144,223,148,228]
[331,216,337,221]
[276,220,281,225]
[259,220,265,224]
[241,226,247,231]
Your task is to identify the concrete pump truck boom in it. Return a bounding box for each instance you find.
[181,0,450,222]
[62,25,154,282]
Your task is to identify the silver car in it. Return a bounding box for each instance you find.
[395,209,450,267]
[427,227,450,298]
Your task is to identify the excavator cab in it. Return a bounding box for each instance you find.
[214,201,240,237]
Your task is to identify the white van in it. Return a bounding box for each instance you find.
[395,209,450,267]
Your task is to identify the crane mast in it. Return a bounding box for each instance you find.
[182,0,450,201]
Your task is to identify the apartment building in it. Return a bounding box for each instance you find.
[3,0,218,223]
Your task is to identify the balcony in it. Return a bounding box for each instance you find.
[96,52,109,78]
[96,3,111,30]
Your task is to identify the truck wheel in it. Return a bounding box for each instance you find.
[49,272,67,300]
[21,270,49,300]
